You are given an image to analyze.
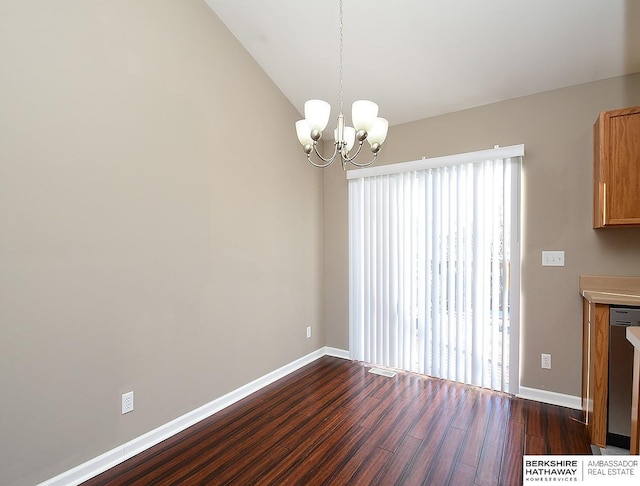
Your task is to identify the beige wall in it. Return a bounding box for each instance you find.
[0,2,322,485]
[324,73,640,397]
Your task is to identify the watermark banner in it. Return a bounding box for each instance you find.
[523,455,639,484]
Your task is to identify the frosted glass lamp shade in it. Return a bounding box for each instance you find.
[352,100,378,132]
[295,120,313,146]
[344,126,356,152]
[334,126,356,153]
[304,100,331,132]
[367,117,389,145]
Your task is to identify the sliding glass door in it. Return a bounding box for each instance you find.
[348,146,522,394]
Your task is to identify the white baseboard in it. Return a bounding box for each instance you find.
[517,386,582,410]
[324,346,350,359]
[39,346,349,486]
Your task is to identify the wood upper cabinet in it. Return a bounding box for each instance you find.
[593,105,640,228]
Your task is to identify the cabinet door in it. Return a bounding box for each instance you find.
[594,106,640,228]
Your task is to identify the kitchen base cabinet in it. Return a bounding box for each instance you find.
[582,300,609,447]
[580,275,640,449]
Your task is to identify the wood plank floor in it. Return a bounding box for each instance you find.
[82,356,591,485]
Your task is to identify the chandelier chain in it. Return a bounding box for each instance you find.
[339,0,344,115]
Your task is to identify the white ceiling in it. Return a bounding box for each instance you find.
[204,0,640,126]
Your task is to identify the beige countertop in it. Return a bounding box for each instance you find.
[580,275,640,306]
[628,327,640,350]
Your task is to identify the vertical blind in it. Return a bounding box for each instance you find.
[348,146,522,394]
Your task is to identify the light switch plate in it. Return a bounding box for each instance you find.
[542,251,565,267]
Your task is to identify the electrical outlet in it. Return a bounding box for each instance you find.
[541,353,552,369]
[541,251,565,267]
[122,391,134,414]
[306,326,312,339]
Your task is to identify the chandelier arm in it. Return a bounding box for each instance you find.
[312,142,339,163]
[307,155,335,168]
[342,141,364,163]
[305,143,339,168]
[347,152,379,168]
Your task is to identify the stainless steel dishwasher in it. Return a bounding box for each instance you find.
[608,305,640,449]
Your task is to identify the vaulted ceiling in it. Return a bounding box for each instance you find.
[205,0,640,126]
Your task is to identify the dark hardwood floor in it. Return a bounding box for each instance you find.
[82,356,591,485]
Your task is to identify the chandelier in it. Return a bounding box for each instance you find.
[294,0,388,169]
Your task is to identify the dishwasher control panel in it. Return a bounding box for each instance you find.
[610,306,640,326]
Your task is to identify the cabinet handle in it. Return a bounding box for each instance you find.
[603,182,607,226]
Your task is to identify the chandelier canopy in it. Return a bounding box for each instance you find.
[294,0,388,169]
